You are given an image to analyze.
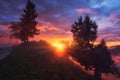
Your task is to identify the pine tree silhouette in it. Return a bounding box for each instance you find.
[71,15,97,51]
[20,0,39,44]
[9,0,39,44]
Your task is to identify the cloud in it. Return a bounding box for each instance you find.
[0,30,9,37]
[90,0,120,16]
[76,8,98,16]
[97,26,120,42]
[37,23,61,32]
[0,0,91,27]
[0,0,120,44]
[0,24,10,37]
[37,22,72,37]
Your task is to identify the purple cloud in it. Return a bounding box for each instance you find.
[0,0,120,42]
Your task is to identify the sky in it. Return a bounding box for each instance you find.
[0,0,120,46]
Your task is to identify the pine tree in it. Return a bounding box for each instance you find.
[9,0,39,44]
[20,0,39,43]
[71,15,98,50]
[9,22,21,39]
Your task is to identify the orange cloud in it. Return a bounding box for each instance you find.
[35,22,73,44]
[106,41,120,47]
[1,23,120,48]
[94,41,120,48]
[37,22,62,32]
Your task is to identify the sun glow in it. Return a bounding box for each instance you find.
[51,42,66,56]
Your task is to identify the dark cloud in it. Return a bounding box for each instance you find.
[0,0,26,23]
[35,0,91,29]
[0,0,91,26]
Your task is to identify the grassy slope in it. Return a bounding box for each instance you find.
[0,42,94,80]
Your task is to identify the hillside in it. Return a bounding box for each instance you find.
[0,41,94,80]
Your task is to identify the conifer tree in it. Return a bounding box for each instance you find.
[71,15,97,50]
[9,0,39,44]
[20,0,39,43]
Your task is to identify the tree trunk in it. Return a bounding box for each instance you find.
[22,40,26,47]
[94,67,102,80]
[26,37,29,47]
[26,37,29,43]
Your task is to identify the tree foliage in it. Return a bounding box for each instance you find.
[9,22,21,39]
[9,0,39,44]
[71,15,98,50]
[71,15,120,80]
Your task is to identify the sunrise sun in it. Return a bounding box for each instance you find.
[51,42,66,56]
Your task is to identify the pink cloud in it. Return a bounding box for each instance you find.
[37,22,61,32]
[97,33,120,42]
[109,13,120,24]
[0,24,10,31]
[76,8,98,16]
[110,14,118,20]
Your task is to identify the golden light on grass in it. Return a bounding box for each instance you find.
[51,42,66,56]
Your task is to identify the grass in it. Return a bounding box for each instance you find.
[0,41,94,80]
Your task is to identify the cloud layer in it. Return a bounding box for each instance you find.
[0,0,120,43]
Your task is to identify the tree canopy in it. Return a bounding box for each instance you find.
[71,15,98,50]
[9,0,39,44]
[71,15,120,80]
